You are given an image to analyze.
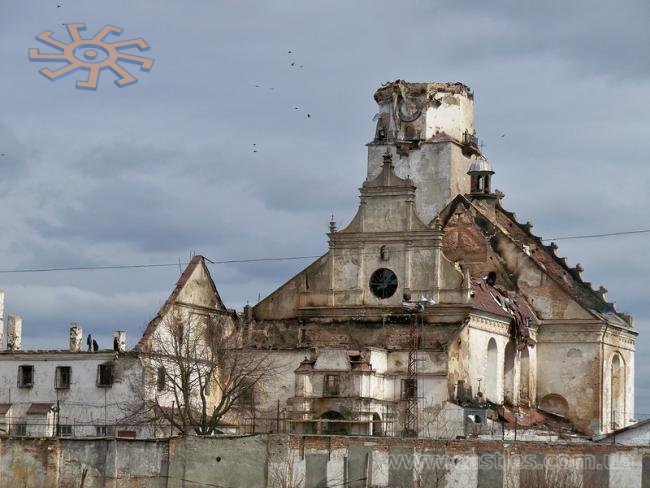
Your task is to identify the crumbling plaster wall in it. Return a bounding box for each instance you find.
[254,350,305,417]
[368,143,472,224]
[536,326,603,433]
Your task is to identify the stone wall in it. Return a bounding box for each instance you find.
[0,434,649,487]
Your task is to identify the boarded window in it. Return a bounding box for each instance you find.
[324,374,340,396]
[55,366,71,389]
[97,364,113,387]
[18,365,33,388]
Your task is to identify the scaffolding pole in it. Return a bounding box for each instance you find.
[403,313,421,437]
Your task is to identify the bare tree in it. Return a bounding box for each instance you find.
[127,307,278,435]
[268,448,305,488]
[414,451,450,488]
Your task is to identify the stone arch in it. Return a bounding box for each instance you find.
[539,394,569,417]
[504,341,516,405]
[611,353,626,430]
[319,411,348,435]
[485,338,498,401]
[520,347,530,401]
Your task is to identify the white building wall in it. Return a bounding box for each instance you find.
[0,352,143,437]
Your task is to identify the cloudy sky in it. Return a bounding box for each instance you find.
[1,1,649,413]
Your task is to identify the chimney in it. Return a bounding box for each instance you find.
[113,330,126,352]
[69,323,83,352]
[0,290,4,348]
[7,315,22,351]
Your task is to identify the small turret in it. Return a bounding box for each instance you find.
[468,156,495,195]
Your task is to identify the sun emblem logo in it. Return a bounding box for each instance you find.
[28,23,154,90]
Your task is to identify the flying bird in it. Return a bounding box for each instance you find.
[291,62,295,66]
[501,134,506,138]
[288,50,293,54]
[307,114,311,118]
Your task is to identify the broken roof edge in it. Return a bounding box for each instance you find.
[373,80,474,102]
[492,199,629,319]
[438,194,628,324]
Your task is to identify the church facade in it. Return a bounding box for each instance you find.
[0,81,636,440]
[246,81,636,436]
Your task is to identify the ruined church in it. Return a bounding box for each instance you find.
[244,80,636,437]
[0,81,636,440]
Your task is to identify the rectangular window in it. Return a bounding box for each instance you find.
[324,374,340,396]
[401,379,417,400]
[156,366,166,391]
[0,415,6,435]
[18,365,34,388]
[12,423,27,436]
[238,384,254,405]
[55,366,71,389]
[58,424,73,437]
[97,364,113,387]
[96,425,114,436]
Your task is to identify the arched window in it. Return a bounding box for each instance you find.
[485,338,498,401]
[504,341,516,405]
[611,353,625,430]
[320,411,348,435]
[520,347,530,401]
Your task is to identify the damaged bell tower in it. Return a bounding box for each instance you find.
[368,80,480,223]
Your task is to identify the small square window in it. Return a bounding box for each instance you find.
[97,364,113,387]
[55,366,71,389]
[401,379,417,400]
[18,365,34,388]
[324,374,340,396]
[58,424,73,437]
